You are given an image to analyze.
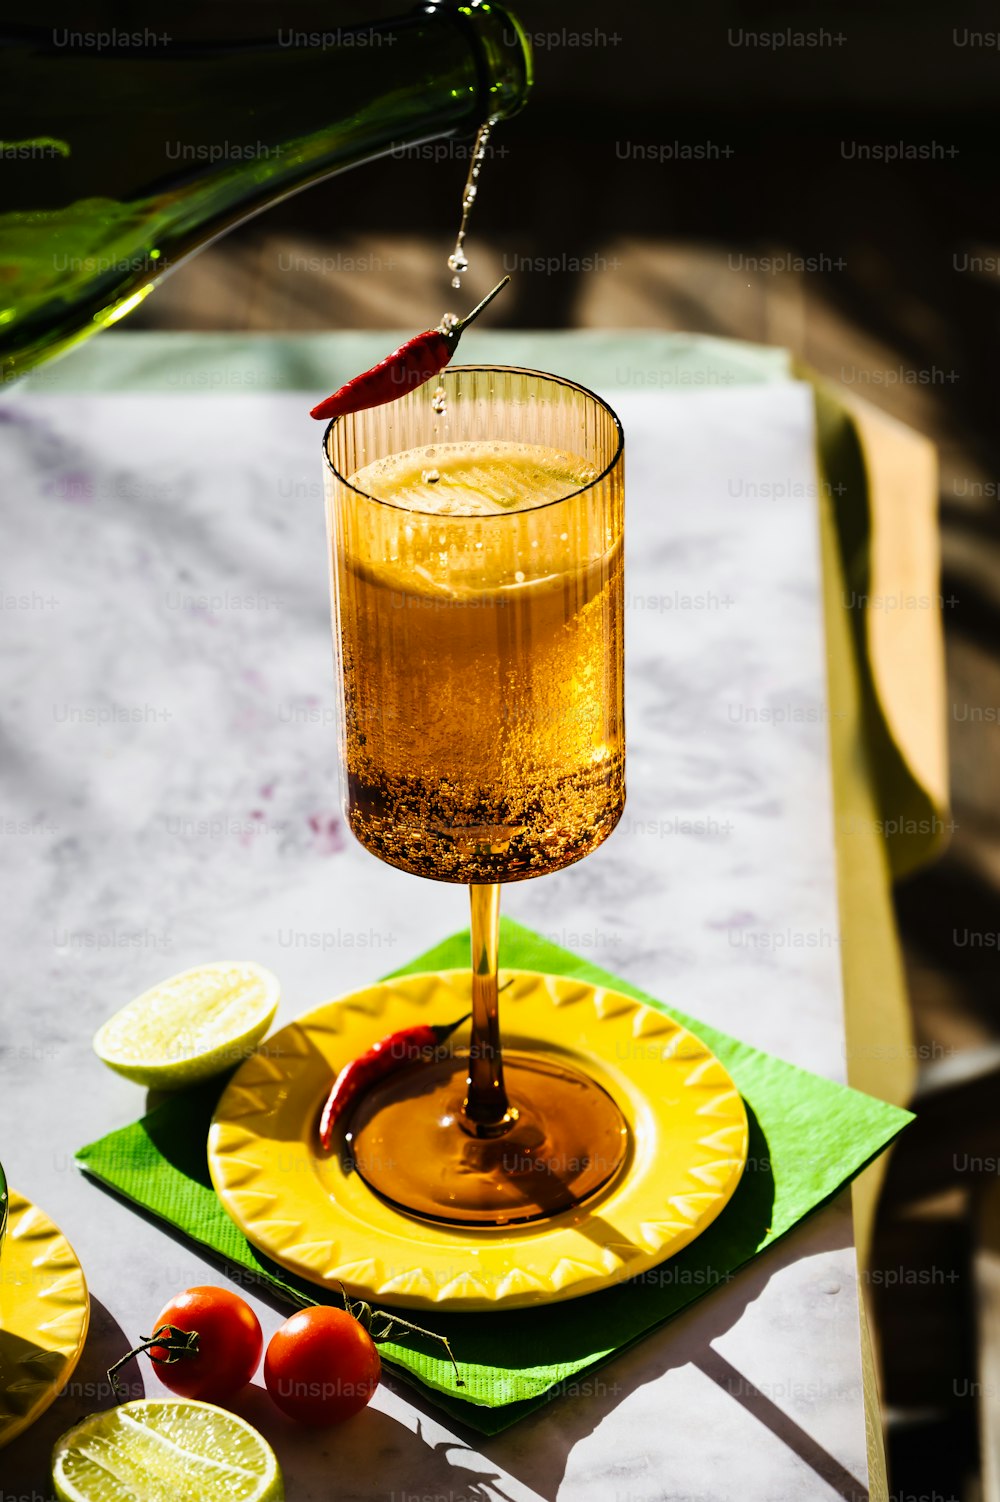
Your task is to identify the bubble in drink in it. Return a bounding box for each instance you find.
[431,385,447,415]
[422,469,441,484]
[349,440,597,515]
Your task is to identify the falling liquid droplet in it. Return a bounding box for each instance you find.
[444,119,494,297]
[422,469,440,484]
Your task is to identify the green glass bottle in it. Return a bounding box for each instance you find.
[0,2,531,380]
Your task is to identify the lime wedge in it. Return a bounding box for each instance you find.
[93,961,280,1089]
[52,1399,284,1502]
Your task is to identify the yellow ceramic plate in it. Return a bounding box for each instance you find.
[0,1191,90,1450]
[208,970,748,1311]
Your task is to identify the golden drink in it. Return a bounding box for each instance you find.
[331,438,625,884]
[323,368,628,1225]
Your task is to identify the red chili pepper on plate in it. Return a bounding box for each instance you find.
[318,1013,470,1149]
[309,276,510,421]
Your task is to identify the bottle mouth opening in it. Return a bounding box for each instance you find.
[422,0,533,120]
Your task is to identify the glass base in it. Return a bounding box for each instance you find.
[346,1051,629,1226]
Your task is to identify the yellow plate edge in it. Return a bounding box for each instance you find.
[0,1191,90,1450]
[208,970,749,1311]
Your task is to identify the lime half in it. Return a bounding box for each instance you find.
[93,961,280,1089]
[52,1399,284,1502]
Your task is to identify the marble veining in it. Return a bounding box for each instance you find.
[0,380,866,1499]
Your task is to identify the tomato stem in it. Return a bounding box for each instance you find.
[106,1324,200,1400]
[370,1312,466,1389]
[335,1282,465,1389]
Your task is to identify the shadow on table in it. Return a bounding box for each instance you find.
[390,1199,863,1502]
[693,1345,865,1502]
[231,1383,531,1502]
[80,1085,866,1497]
[2,1296,143,1498]
[70,1084,869,1496]
[375,1105,865,1501]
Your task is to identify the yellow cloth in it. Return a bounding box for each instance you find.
[808,376,949,1502]
[810,377,949,877]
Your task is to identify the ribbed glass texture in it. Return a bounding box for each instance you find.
[323,366,625,884]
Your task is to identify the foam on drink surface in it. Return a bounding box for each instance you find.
[349,440,597,516]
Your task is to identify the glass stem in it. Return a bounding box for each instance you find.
[462,882,514,1135]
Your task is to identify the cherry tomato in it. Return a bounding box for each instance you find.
[264,1306,381,1426]
[149,1286,262,1402]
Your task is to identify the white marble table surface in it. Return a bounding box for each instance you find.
[0,370,869,1500]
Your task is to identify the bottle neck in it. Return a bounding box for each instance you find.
[426,1,533,125]
[153,7,529,252]
[0,3,532,378]
[211,4,529,216]
[2,5,531,212]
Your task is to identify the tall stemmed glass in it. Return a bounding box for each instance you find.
[323,365,625,1226]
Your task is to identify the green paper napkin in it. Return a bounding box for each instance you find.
[76,919,912,1435]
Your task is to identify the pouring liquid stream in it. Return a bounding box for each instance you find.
[446,119,495,291]
[436,120,497,424]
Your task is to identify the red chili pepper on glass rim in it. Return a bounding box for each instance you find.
[308,276,510,421]
[318,1013,471,1150]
